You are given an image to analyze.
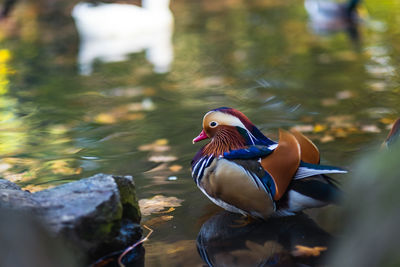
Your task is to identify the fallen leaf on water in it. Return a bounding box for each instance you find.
[139,145,170,152]
[195,76,225,87]
[169,165,182,172]
[291,245,327,257]
[321,98,338,106]
[313,124,327,133]
[94,113,116,124]
[138,138,170,152]
[367,81,386,92]
[380,117,396,125]
[319,135,334,143]
[148,155,177,163]
[145,163,169,173]
[154,207,175,214]
[336,90,354,100]
[291,125,314,133]
[155,139,168,145]
[93,107,145,124]
[325,115,354,128]
[139,195,183,216]
[361,125,381,133]
[124,113,145,121]
[332,127,348,138]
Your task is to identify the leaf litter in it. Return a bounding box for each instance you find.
[139,195,183,216]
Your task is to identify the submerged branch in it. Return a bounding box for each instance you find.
[118,225,153,267]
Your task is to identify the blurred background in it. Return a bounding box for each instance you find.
[0,0,399,265]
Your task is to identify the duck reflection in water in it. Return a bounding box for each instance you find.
[197,211,331,267]
[72,0,173,75]
[304,0,361,43]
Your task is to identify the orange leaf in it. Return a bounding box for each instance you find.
[292,245,327,257]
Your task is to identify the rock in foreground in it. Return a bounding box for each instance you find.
[0,174,142,260]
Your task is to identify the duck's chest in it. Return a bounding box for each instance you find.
[192,157,275,218]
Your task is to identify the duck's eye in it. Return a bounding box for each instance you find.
[209,121,218,128]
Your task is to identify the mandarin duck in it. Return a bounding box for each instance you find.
[191,107,347,219]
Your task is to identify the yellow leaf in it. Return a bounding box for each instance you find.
[313,124,327,133]
[155,139,168,146]
[380,117,396,125]
[94,113,116,124]
[0,49,11,62]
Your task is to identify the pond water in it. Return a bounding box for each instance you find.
[1,0,400,266]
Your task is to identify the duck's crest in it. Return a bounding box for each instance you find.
[213,107,276,147]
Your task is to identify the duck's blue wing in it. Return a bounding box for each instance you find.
[223,145,274,160]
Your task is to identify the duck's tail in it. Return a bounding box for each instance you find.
[276,175,342,216]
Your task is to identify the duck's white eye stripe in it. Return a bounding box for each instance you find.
[208,112,246,128]
[209,121,218,127]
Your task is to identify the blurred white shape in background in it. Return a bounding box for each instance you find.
[304,0,359,35]
[72,0,174,75]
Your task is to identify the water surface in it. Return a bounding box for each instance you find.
[1,0,400,265]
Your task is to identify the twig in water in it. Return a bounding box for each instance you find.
[118,225,153,267]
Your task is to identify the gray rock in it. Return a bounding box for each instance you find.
[0,180,39,211]
[113,175,141,222]
[0,174,141,260]
[0,207,82,267]
[0,179,21,190]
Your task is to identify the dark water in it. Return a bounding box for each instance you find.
[1,0,400,266]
